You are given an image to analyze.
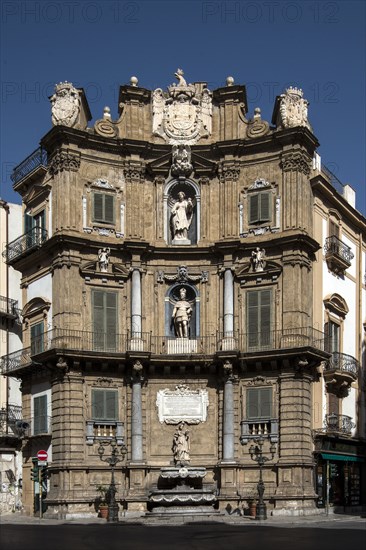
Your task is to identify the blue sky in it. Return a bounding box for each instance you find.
[1,0,365,215]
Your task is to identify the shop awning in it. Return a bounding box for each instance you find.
[320,452,365,462]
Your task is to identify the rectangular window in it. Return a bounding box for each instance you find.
[31,322,44,355]
[33,395,48,435]
[92,389,118,421]
[248,192,271,224]
[247,289,272,349]
[92,290,117,351]
[246,387,272,420]
[329,220,340,238]
[92,193,115,224]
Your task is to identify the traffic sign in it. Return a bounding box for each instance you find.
[37,450,48,461]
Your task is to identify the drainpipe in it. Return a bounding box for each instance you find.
[0,199,10,429]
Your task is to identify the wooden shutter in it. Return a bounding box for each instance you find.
[31,322,44,355]
[105,391,118,420]
[259,193,271,222]
[92,290,117,351]
[34,395,47,434]
[93,193,104,222]
[104,195,115,223]
[329,220,339,238]
[92,389,118,420]
[25,213,33,233]
[249,194,259,223]
[328,393,340,415]
[105,292,117,351]
[247,387,272,420]
[247,289,271,349]
[92,389,105,419]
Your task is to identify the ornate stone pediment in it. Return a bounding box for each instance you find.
[152,69,212,145]
[235,260,281,285]
[157,265,208,284]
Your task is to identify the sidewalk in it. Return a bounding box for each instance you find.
[1,510,365,527]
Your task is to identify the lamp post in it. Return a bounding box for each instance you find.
[249,436,276,520]
[98,439,127,522]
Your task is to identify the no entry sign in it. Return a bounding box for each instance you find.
[37,450,48,461]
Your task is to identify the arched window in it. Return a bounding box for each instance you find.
[164,179,200,245]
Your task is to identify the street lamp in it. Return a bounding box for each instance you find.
[249,436,276,520]
[97,439,127,522]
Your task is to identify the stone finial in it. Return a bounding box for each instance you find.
[254,107,261,119]
[130,76,138,87]
[103,106,111,120]
[226,76,234,87]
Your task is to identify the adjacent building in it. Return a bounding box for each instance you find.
[0,200,23,513]
[1,72,365,518]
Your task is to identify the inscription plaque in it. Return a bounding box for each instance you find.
[156,384,209,424]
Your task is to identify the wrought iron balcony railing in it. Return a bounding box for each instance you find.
[2,227,48,263]
[0,326,327,374]
[324,413,355,435]
[11,147,47,185]
[324,351,359,379]
[324,235,354,266]
[0,403,23,436]
[0,295,18,318]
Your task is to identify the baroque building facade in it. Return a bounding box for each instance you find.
[1,72,365,518]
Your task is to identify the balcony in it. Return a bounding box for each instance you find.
[324,235,354,274]
[86,420,125,446]
[0,326,327,375]
[2,227,48,264]
[324,351,359,396]
[0,404,24,439]
[324,413,355,436]
[0,296,19,320]
[240,418,278,445]
[11,147,47,187]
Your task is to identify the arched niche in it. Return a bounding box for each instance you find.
[164,179,200,245]
[165,284,200,338]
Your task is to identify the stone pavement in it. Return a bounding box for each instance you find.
[0,510,365,527]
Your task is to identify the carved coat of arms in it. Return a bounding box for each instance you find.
[50,81,80,127]
[153,69,212,145]
[278,87,311,130]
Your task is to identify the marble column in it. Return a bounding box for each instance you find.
[222,362,235,461]
[131,361,144,462]
[131,269,142,337]
[223,268,234,337]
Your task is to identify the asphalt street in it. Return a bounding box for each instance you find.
[1,521,365,550]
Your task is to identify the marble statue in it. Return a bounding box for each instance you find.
[171,144,193,177]
[251,247,266,272]
[172,287,192,339]
[50,81,80,127]
[170,191,193,242]
[98,247,110,272]
[172,422,190,465]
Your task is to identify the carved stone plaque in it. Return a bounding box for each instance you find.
[156,384,209,424]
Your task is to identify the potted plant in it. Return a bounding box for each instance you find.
[96,485,109,519]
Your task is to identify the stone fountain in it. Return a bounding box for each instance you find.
[148,423,217,516]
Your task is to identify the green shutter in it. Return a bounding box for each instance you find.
[31,322,44,355]
[105,391,118,420]
[104,195,115,224]
[260,193,271,222]
[247,289,272,349]
[247,388,272,420]
[34,395,47,434]
[92,389,118,420]
[249,194,259,223]
[25,213,33,233]
[93,193,104,222]
[93,193,114,223]
[92,290,118,351]
[92,389,105,419]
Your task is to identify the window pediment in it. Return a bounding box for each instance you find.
[323,293,348,318]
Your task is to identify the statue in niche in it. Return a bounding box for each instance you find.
[251,247,266,272]
[170,191,193,242]
[172,422,190,465]
[98,247,110,272]
[172,287,192,339]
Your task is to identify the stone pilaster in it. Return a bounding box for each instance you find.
[218,163,240,238]
[281,150,312,234]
